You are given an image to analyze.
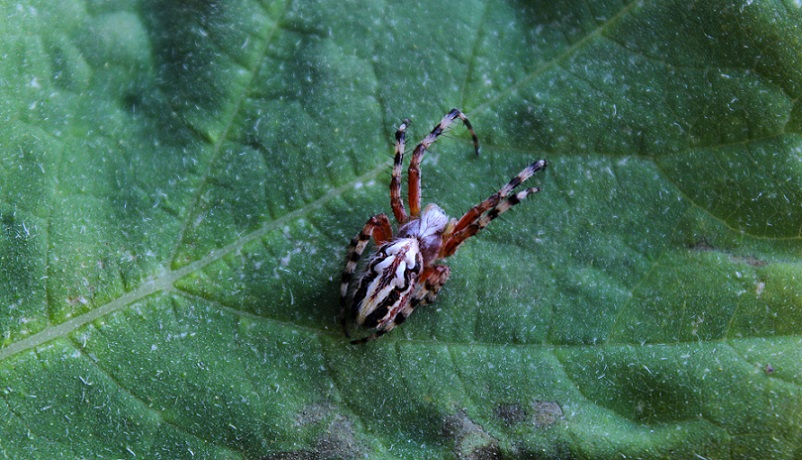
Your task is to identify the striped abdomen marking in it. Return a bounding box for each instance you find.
[354,238,423,329]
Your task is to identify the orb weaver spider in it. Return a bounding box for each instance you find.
[340,108,547,344]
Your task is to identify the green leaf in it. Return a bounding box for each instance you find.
[2,0,802,458]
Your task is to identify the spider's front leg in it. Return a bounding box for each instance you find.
[390,119,411,224]
[440,159,547,257]
[339,213,393,337]
[408,108,480,217]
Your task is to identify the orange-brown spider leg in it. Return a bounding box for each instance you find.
[390,119,411,224]
[450,159,547,236]
[441,187,541,258]
[410,265,451,309]
[408,108,480,218]
[440,159,547,257]
[340,213,393,337]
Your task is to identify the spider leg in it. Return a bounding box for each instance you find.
[441,187,541,257]
[450,159,546,236]
[410,265,451,309]
[340,213,393,337]
[350,265,450,345]
[440,159,546,257]
[390,119,411,224]
[408,108,480,218]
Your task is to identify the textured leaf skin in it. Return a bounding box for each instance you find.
[1,1,802,458]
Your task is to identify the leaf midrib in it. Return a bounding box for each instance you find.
[0,159,388,362]
[167,0,287,264]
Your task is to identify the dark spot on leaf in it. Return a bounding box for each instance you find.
[731,255,767,267]
[443,410,501,460]
[531,400,563,428]
[315,416,363,459]
[691,237,714,251]
[494,403,527,426]
[467,445,503,460]
[511,441,578,460]
[294,402,334,426]
[265,414,362,460]
[260,451,316,460]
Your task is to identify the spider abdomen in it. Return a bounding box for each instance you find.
[354,238,423,329]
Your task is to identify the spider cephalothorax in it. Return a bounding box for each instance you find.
[340,108,547,344]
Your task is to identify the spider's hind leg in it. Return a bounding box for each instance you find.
[340,213,393,337]
[410,265,451,310]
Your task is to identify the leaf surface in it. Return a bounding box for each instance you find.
[2,1,802,458]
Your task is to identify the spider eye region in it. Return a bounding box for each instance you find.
[354,239,422,329]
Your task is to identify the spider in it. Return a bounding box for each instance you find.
[340,108,547,344]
